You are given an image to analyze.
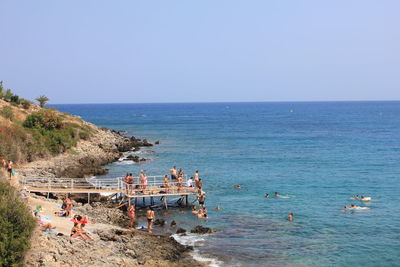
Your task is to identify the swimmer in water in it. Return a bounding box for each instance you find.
[360,195,372,201]
[215,205,221,211]
[264,193,269,198]
[347,204,370,210]
[191,206,198,214]
[274,192,279,197]
[234,185,241,189]
[287,212,294,222]
[351,194,359,200]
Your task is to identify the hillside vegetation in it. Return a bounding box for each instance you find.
[0,82,94,163]
[0,173,35,266]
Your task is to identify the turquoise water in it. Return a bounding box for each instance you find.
[54,102,400,266]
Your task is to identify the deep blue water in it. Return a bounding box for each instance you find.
[53,102,400,266]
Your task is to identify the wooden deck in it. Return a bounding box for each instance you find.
[22,175,201,207]
[26,185,198,198]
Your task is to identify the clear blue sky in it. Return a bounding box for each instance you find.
[0,1,399,104]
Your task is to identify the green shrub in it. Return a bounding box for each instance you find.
[20,99,32,110]
[0,182,35,266]
[3,89,13,102]
[10,95,20,104]
[0,106,14,121]
[23,110,62,130]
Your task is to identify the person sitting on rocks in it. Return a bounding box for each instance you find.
[79,223,93,240]
[54,211,67,217]
[70,223,87,240]
[19,187,30,202]
[34,212,57,232]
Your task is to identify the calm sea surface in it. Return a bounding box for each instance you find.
[53,102,400,266]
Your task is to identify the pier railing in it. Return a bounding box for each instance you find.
[21,175,197,196]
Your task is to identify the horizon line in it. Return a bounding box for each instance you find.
[49,99,400,105]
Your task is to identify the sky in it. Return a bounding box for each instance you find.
[0,1,399,104]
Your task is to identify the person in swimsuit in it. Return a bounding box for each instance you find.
[192,206,198,214]
[177,176,183,192]
[198,193,206,208]
[288,212,294,222]
[234,185,241,189]
[1,158,7,169]
[79,223,93,240]
[65,198,72,217]
[194,171,199,187]
[7,160,13,179]
[124,173,130,193]
[274,192,279,197]
[170,166,177,181]
[351,194,359,200]
[215,205,221,211]
[178,168,184,177]
[198,179,203,189]
[146,207,155,233]
[361,195,372,201]
[163,174,170,192]
[128,204,135,229]
[264,193,269,198]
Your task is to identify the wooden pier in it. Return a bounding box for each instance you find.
[21,175,200,209]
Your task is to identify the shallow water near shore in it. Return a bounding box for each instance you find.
[53,102,400,266]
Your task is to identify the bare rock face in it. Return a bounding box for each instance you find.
[25,227,200,267]
[75,202,127,227]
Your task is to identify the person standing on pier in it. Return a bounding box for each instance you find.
[177,175,183,192]
[194,170,199,187]
[178,168,184,177]
[163,174,170,193]
[124,173,130,193]
[146,207,155,233]
[170,166,177,181]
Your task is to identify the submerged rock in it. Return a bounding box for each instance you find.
[170,220,177,227]
[190,225,214,234]
[176,228,187,234]
[154,219,165,226]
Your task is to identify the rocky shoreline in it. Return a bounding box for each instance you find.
[18,122,210,266]
[18,124,154,180]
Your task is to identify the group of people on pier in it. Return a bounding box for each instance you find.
[123,167,203,195]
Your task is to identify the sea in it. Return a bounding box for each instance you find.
[53,102,400,267]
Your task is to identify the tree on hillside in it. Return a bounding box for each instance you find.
[35,95,49,108]
[0,81,3,98]
[4,89,13,102]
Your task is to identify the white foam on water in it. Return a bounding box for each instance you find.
[172,233,223,267]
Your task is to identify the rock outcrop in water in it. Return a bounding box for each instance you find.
[191,225,215,234]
